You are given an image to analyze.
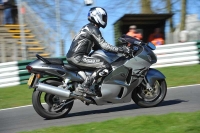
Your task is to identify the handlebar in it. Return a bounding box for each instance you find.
[118,35,143,46]
[122,47,137,58]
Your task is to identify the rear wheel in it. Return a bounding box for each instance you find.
[32,79,74,119]
[132,79,167,107]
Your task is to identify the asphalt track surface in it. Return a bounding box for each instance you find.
[0,85,200,133]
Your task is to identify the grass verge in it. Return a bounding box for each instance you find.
[0,85,32,109]
[20,111,200,133]
[0,64,200,109]
[157,65,200,87]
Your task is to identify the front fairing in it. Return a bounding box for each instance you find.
[119,35,157,65]
[138,45,157,64]
[124,45,157,71]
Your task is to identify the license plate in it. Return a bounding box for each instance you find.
[27,73,35,86]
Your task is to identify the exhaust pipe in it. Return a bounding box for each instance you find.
[36,83,71,97]
[36,83,93,104]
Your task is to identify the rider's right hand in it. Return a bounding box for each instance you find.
[118,46,132,55]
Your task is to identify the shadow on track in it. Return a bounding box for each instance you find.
[159,99,187,107]
[64,99,186,118]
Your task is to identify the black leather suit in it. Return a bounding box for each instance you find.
[67,23,119,71]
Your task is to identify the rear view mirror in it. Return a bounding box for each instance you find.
[147,42,156,50]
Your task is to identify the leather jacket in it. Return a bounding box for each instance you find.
[67,23,119,58]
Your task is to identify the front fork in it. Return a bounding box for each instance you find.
[139,68,166,92]
[142,77,154,92]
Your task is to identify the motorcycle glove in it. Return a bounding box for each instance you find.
[118,46,131,55]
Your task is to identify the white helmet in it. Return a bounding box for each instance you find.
[88,7,107,28]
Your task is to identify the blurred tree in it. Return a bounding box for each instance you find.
[167,0,175,32]
[180,0,187,31]
[24,0,84,55]
[26,0,197,42]
[26,0,82,33]
[141,0,154,13]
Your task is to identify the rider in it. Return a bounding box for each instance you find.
[66,7,138,95]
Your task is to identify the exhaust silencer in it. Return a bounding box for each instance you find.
[36,82,71,98]
[36,82,93,104]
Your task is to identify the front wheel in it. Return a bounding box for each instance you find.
[132,79,167,108]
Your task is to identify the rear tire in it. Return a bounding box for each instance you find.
[32,79,74,119]
[132,79,167,108]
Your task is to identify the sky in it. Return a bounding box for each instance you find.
[26,0,200,57]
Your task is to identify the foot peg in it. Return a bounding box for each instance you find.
[99,69,109,76]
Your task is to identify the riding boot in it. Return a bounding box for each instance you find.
[89,68,109,96]
[78,76,96,96]
[78,69,109,96]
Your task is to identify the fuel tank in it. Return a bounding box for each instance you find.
[90,50,120,64]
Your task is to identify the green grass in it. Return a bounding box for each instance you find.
[0,84,32,109]
[157,65,200,87]
[20,111,200,133]
[0,64,200,109]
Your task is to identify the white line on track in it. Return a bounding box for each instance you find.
[0,84,200,112]
[168,84,200,89]
[0,103,46,111]
[0,105,33,111]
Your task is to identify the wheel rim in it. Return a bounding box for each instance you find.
[138,80,161,102]
[37,91,73,115]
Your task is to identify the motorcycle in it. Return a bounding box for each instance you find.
[26,35,167,119]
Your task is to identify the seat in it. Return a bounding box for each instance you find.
[46,58,64,65]
[36,54,64,65]
[64,64,80,71]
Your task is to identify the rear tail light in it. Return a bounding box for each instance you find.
[26,66,32,73]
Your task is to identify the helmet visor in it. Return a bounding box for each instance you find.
[102,14,107,23]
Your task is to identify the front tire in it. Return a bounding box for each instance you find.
[32,79,74,119]
[132,79,167,108]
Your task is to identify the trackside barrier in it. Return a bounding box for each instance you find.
[0,41,200,88]
[152,42,200,68]
[0,57,66,88]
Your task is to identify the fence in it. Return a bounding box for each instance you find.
[0,37,22,63]
[152,41,200,68]
[21,2,58,55]
[0,41,200,88]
